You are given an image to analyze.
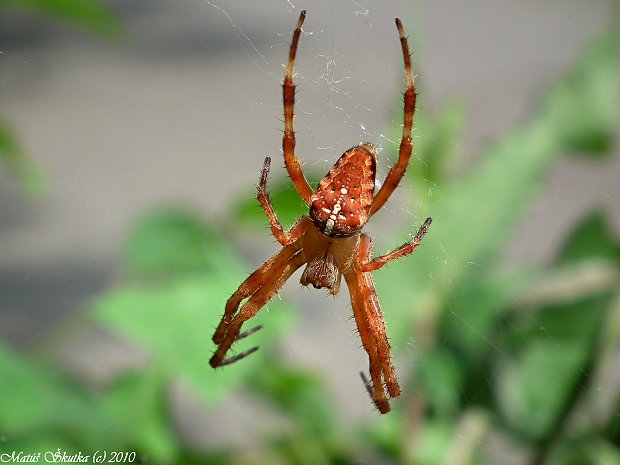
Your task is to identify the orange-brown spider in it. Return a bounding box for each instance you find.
[210,11,431,414]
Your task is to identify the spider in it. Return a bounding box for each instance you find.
[210,11,431,414]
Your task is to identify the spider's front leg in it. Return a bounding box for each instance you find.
[369,18,416,217]
[258,156,310,246]
[282,10,313,203]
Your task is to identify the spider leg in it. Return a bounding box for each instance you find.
[345,272,389,412]
[217,347,259,367]
[212,242,298,346]
[360,371,377,405]
[344,234,401,413]
[213,209,310,345]
[362,272,401,397]
[235,325,263,340]
[258,157,313,246]
[210,239,307,367]
[282,10,313,204]
[369,18,416,217]
[360,217,431,272]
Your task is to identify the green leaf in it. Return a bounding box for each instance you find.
[538,29,619,156]
[93,273,294,405]
[103,368,179,462]
[497,340,585,439]
[497,294,605,439]
[417,349,462,415]
[584,438,620,465]
[558,211,620,264]
[123,210,237,276]
[408,418,454,465]
[248,363,332,434]
[440,268,531,359]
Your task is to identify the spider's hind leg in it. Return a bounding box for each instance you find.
[360,371,384,412]
[236,325,263,341]
[344,276,394,413]
[217,346,259,367]
[212,326,263,367]
[210,241,306,368]
[344,233,403,414]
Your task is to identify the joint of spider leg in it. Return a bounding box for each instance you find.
[259,157,272,182]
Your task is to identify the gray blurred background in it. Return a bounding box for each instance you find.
[1,0,619,444]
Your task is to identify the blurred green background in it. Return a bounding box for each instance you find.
[1,0,619,464]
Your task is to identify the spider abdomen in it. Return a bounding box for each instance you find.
[309,142,377,237]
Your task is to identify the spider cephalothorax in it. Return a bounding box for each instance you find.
[210,11,431,414]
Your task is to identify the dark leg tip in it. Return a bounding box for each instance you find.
[219,346,260,367]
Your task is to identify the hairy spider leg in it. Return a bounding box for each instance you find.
[211,157,312,367]
[346,217,432,412]
[369,18,416,217]
[210,241,306,367]
[344,258,394,414]
[258,157,313,246]
[363,274,401,398]
[360,217,432,272]
[357,234,403,395]
[211,241,300,345]
[282,10,313,204]
[360,371,379,410]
